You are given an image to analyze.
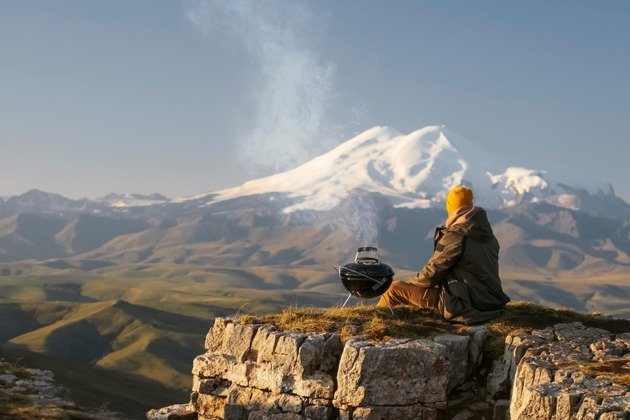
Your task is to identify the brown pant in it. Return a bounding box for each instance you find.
[377,280,439,309]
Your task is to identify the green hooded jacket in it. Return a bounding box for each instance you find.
[410,207,510,325]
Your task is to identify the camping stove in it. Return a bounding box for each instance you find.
[335,247,394,308]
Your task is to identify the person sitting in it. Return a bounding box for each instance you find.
[377,186,510,325]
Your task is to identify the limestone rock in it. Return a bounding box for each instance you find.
[433,334,469,391]
[487,333,546,398]
[205,317,232,352]
[509,322,630,420]
[347,402,429,420]
[146,404,197,420]
[333,336,468,408]
[151,317,630,420]
[221,323,259,363]
[0,360,129,419]
[468,326,489,368]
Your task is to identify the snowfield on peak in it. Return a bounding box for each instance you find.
[188,125,615,213]
[95,192,170,208]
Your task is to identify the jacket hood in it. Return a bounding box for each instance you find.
[448,208,494,243]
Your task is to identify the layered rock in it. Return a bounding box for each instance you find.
[150,318,496,420]
[0,359,128,419]
[191,320,339,420]
[505,322,630,419]
[149,319,630,420]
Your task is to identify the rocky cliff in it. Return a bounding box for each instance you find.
[148,316,630,420]
[0,359,128,419]
[505,323,630,419]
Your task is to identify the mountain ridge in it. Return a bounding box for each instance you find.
[2,126,630,418]
[0,126,628,305]
[189,125,625,217]
[1,125,626,219]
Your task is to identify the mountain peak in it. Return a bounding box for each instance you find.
[4,189,88,213]
[200,125,622,215]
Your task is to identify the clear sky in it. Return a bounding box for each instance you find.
[1,0,629,201]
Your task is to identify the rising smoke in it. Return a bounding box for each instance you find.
[336,189,381,247]
[188,0,377,246]
[188,0,341,173]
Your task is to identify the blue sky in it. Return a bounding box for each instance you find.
[1,0,629,201]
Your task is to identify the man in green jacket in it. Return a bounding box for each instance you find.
[377,186,510,325]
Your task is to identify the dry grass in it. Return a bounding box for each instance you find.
[482,301,630,359]
[238,300,630,360]
[242,305,464,342]
[0,362,34,383]
[580,360,630,388]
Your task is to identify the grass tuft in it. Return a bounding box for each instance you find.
[237,301,630,360]
[481,301,630,359]
[580,360,630,388]
[244,304,468,343]
[0,362,35,382]
[11,368,35,381]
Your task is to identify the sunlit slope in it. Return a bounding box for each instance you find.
[0,213,66,261]
[0,300,74,343]
[0,262,348,321]
[0,345,188,418]
[500,265,630,319]
[3,256,630,318]
[66,262,346,321]
[54,213,150,254]
[6,299,205,389]
[80,215,358,268]
[0,264,347,394]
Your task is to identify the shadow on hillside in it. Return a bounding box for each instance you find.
[513,280,584,311]
[44,320,116,363]
[586,284,630,316]
[0,303,41,344]
[111,300,210,334]
[147,337,203,375]
[44,282,98,303]
[0,344,188,419]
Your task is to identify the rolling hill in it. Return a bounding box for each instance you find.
[2,125,630,416]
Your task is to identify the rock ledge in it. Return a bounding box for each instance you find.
[149,319,630,420]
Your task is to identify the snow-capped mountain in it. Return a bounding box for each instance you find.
[2,127,630,278]
[0,189,89,215]
[0,190,171,219]
[94,192,170,208]
[1,126,626,219]
[187,125,623,216]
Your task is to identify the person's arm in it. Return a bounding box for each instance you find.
[412,231,465,288]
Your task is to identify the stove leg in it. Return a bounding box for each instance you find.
[341,293,353,309]
[386,302,395,316]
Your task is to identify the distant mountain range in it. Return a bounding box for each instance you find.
[3,125,628,219]
[193,125,628,217]
[3,125,630,415]
[1,125,629,271]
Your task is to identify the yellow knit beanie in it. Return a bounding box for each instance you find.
[446,186,474,216]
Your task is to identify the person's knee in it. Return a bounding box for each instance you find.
[384,281,408,300]
[389,280,405,290]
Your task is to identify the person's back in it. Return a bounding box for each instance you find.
[377,186,510,325]
[429,205,509,324]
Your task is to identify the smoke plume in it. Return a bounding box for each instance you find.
[335,189,381,247]
[188,0,340,173]
[189,1,376,247]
